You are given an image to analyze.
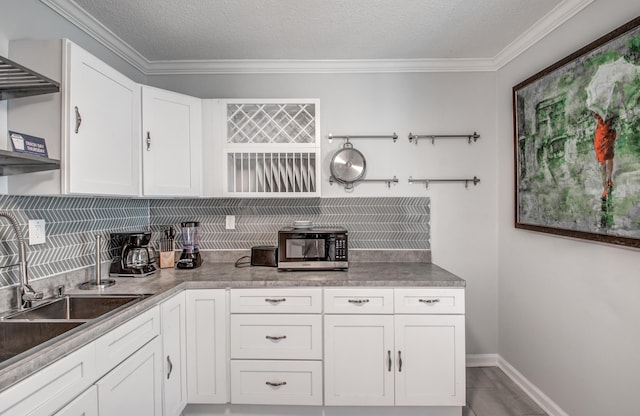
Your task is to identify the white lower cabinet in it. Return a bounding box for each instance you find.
[161,292,187,416]
[54,386,98,416]
[0,286,465,416]
[324,315,395,406]
[324,288,466,407]
[230,360,322,405]
[394,315,465,406]
[185,289,228,404]
[229,288,323,406]
[230,314,322,360]
[0,342,96,416]
[96,337,163,416]
[94,306,161,377]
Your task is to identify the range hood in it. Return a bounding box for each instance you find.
[0,149,60,176]
[0,55,60,100]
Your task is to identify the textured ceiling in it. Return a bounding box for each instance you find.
[71,0,564,61]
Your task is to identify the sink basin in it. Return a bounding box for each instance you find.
[0,321,85,362]
[4,294,148,320]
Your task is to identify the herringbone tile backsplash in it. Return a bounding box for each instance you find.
[0,196,148,288]
[0,196,429,288]
[149,197,430,250]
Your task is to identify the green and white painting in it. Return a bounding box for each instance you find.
[514,17,640,248]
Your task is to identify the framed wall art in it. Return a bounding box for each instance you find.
[513,16,640,248]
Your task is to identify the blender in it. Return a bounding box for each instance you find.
[177,221,203,269]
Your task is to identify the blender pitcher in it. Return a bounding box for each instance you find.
[177,221,202,269]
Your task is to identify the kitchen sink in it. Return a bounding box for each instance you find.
[0,321,85,362]
[3,294,149,321]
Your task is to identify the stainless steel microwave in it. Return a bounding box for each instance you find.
[277,227,348,271]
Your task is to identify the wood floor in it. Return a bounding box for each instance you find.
[464,367,547,416]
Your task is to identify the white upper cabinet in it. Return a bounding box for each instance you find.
[141,86,202,197]
[65,43,140,196]
[220,99,321,197]
[7,39,141,196]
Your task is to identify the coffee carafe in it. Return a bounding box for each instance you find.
[123,245,157,270]
[109,232,157,277]
[176,221,202,269]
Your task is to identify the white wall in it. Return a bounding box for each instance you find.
[149,71,500,355]
[497,1,640,415]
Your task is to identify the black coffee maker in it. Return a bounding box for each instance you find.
[109,232,157,277]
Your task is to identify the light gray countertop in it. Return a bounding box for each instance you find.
[0,261,464,392]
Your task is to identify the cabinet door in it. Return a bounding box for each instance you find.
[97,337,162,416]
[324,315,394,406]
[54,386,98,416]
[142,86,202,196]
[394,315,465,406]
[161,292,187,416]
[65,42,140,196]
[185,289,228,403]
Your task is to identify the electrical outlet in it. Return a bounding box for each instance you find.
[28,219,46,245]
[226,215,236,230]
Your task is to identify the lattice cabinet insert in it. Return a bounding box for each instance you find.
[222,99,321,196]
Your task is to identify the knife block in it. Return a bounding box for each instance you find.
[159,238,175,268]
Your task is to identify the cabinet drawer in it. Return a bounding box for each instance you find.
[230,288,322,313]
[0,342,96,416]
[324,288,394,314]
[394,288,465,314]
[54,385,98,416]
[95,306,161,376]
[230,360,322,405]
[230,314,322,359]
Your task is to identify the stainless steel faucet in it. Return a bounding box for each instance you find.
[0,211,43,309]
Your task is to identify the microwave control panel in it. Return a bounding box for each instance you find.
[335,235,348,260]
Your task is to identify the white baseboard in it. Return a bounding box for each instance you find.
[465,353,499,367]
[497,356,568,416]
[466,354,567,416]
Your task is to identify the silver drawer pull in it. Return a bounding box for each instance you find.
[348,299,370,305]
[265,298,286,304]
[419,298,440,304]
[266,381,287,387]
[266,335,287,341]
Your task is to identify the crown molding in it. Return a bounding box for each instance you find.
[40,0,150,73]
[144,58,498,75]
[41,0,594,76]
[493,0,595,69]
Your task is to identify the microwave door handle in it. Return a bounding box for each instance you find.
[331,239,335,260]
